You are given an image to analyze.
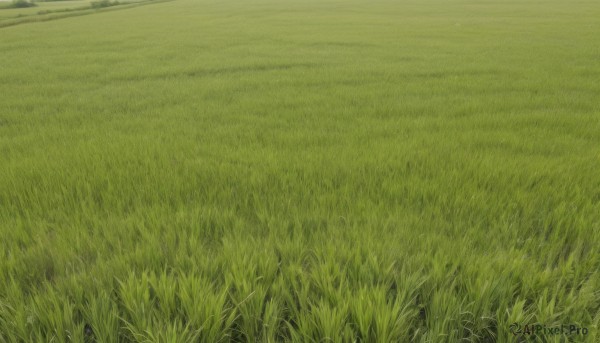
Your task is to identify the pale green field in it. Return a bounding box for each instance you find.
[0,1,94,19]
[1,0,599,341]
[0,0,151,24]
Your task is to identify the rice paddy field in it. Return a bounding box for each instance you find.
[1,0,599,341]
[0,0,160,28]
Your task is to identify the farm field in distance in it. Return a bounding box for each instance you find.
[0,0,161,28]
[1,0,599,341]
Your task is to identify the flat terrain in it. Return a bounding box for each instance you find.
[0,1,93,16]
[0,0,153,26]
[0,0,599,341]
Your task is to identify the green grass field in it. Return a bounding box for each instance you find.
[0,0,158,27]
[1,0,599,341]
[0,1,95,18]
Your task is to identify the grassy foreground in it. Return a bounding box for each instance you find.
[1,0,599,341]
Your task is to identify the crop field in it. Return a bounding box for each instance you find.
[1,0,599,341]
[0,0,162,28]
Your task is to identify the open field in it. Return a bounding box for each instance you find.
[1,0,599,341]
[0,0,160,27]
[0,1,96,18]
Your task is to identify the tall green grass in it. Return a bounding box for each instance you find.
[1,0,599,341]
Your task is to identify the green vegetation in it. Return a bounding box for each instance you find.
[90,0,119,9]
[1,0,599,341]
[12,0,36,8]
[0,0,83,16]
[0,0,36,9]
[0,0,158,27]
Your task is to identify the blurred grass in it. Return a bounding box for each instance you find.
[0,0,159,26]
